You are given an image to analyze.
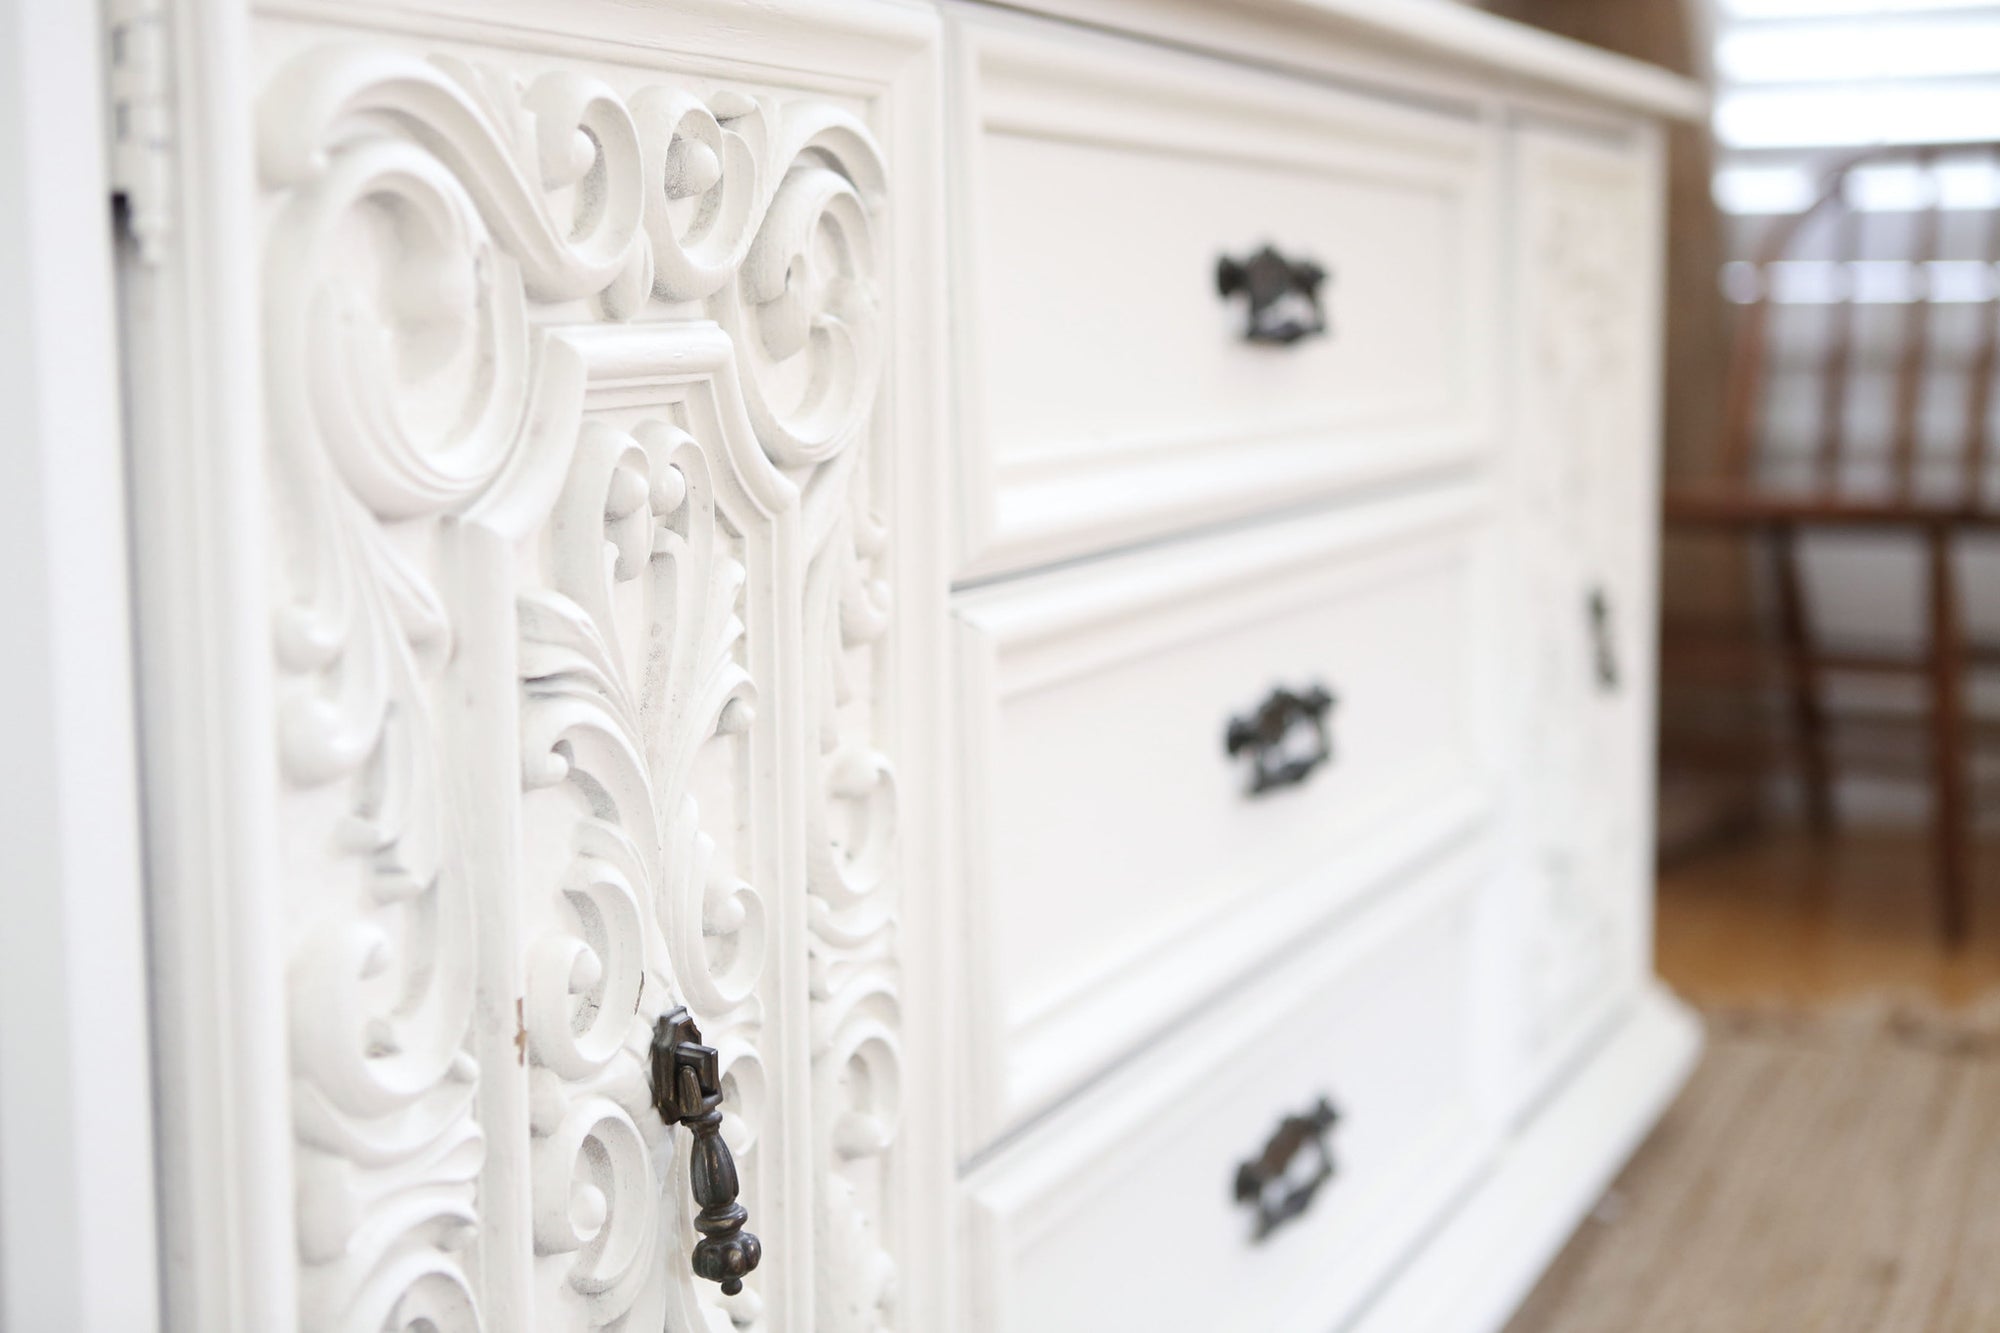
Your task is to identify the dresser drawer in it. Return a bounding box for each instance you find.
[953,483,1494,1149]
[950,10,1497,577]
[962,854,1495,1333]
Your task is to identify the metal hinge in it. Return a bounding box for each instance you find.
[104,0,171,262]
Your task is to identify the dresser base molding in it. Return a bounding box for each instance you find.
[1350,985,1702,1333]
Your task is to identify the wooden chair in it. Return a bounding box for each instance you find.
[1663,142,2000,944]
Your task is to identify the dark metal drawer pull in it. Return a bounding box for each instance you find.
[1589,585,1620,693]
[1216,245,1330,346]
[651,1008,762,1294]
[1235,1096,1341,1242]
[1226,683,1336,796]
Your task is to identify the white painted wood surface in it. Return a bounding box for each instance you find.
[0,4,160,1331]
[118,4,947,1330]
[953,485,1495,1148]
[1351,986,1703,1333]
[48,0,1694,1330]
[950,11,1498,577]
[1498,121,1671,1118]
[990,0,1708,121]
[963,847,1498,1333]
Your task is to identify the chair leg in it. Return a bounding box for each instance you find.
[1927,526,1972,946]
[1770,526,1836,835]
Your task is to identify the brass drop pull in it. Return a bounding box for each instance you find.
[651,1008,762,1294]
[1234,1096,1340,1242]
[1226,683,1337,796]
[1216,244,1331,346]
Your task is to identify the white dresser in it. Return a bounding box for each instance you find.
[44,0,1702,1329]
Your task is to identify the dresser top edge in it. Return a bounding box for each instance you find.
[964,0,1709,123]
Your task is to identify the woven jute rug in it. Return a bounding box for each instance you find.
[1506,998,2000,1333]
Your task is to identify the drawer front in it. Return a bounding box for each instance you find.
[951,11,1497,577]
[963,855,1495,1333]
[953,484,1494,1150]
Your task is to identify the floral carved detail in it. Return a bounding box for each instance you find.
[521,416,769,1333]
[260,40,898,1333]
[263,44,596,1333]
[1519,152,1644,1062]
[804,453,902,1331]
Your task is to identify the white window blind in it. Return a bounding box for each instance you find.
[1711,0,2000,217]
[1700,1,2000,725]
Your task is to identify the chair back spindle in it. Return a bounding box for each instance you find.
[1964,147,2000,506]
[1718,142,2000,519]
[1668,143,1996,947]
[1891,147,1941,499]
[1817,198,1861,491]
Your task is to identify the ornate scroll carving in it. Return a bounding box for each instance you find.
[260,39,901,1333]
[803,440,902,1332]
[624,74,905,1333]
[263,45,596,1333]
[638,91,887,469]
[519,410,773,1333]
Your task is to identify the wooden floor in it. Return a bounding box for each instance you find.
[1657,826,2000,1010]
[1501,828,2000,1333]
[1506,1000,2000,1333]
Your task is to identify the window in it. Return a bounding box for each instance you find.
[1712,0,2000,221]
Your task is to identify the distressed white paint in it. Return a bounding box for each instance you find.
[953,484,1496,1149]
[1496,122,1671,1115]
[948,11,1500,577]
[962,849,1501,1333]
[122,5,945,1330]
[85,2,1697,1332]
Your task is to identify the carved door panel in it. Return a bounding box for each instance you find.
[1506,123,1662,1103]
[133,14,928,1331]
